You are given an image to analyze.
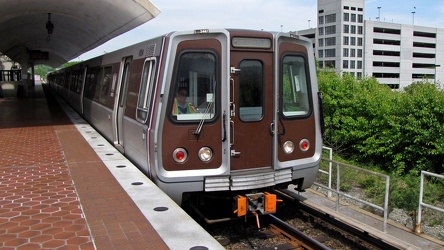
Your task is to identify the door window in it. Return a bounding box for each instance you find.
[238,60,264,122]
[119,61,131,108]
[137,58,157,123]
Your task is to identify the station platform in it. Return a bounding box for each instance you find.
[0,81,223,249]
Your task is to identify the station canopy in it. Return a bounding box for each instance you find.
[0,0,160,68]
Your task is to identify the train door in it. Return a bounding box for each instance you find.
[113,56,132,152]
[275,38,318,169]
[80,67,87,114]
[229,51,274,171]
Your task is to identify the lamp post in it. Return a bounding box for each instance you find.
[377,7,381,21]
[412,11,415,25]
[308,20,311,29]
[46,13,54,42]
[435,65,440,82]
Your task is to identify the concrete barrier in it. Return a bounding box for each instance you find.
[0,81,19,97]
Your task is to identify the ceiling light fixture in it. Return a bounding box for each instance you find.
[46,13,54,42]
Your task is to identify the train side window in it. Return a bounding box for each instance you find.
[137,58,157,123]
[281,55,311,117]
[84,67,100,99]
[75,69,83,94]
[63,72,69,89]
[171,52,217,122]
[68,69,83,94]
[95,66,112,105]
[238,60,264,122]
[69,70,76,92]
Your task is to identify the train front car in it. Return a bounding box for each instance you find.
[154,29,322,220]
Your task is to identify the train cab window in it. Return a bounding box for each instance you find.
[281,55,310,117]
[238,60,264,122]
[137,58,157,123]
[171,52,217,122]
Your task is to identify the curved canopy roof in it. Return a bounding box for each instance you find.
[0,0,160,68]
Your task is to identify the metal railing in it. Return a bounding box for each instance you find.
[319,146,333,197]
[317,148,444,235]
[0,70,21,81]
[314,152,390,232]
[416,170,444,233]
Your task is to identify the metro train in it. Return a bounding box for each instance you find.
[48,29,323,220]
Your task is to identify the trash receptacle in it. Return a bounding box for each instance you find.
[17,85,25,98]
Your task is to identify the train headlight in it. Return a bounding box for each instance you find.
[173,148,188,163]
[198,147,213,162]
[299,139,310,152]
[283,141,294,154]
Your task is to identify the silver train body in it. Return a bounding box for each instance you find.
[48,29,322,214]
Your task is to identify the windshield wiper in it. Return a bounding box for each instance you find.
[194,97,214,136]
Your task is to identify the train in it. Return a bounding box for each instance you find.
[48,28,323,220]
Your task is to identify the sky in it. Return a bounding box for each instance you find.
[77,0,444,61]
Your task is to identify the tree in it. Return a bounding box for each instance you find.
[318,69,444,174]
[34,64,54,80]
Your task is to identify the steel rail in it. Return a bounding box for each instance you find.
[267,214,332,250]
[274,189,403,250]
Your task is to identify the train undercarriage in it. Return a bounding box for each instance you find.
[184,184,303,227]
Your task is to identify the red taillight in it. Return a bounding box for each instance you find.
[173,148,188,163]
[299,139,310,151]
[176,151,185,160]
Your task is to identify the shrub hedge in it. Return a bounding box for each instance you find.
[318,70,444,175]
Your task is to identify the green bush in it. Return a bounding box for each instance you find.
[389,175,419,211]
[319,70,444,175]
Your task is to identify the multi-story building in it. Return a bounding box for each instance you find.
[297,0,444,89]
[364,22,444,89]
[316,0,365,79]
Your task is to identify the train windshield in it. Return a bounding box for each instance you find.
[171,52,217,121]
[281,55,310,117]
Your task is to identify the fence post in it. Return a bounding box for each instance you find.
[416,171,424,233]
[321,146,333,197]
[335,163,340,211]
[383,176,390,232]
[327,148,332,197]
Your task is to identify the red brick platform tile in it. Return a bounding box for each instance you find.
[0,83,170,249]
[0,92,94,249]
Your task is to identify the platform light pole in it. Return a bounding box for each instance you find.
[435,65,440,82]
[412,6,417,25]
[308,19,311,28]
[377,7,381,21]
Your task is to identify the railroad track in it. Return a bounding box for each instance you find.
[197,189,420,249]
[273,189,416,250]
[205,212,332,250]
[201,196,374,249]
[264,214,331,250]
